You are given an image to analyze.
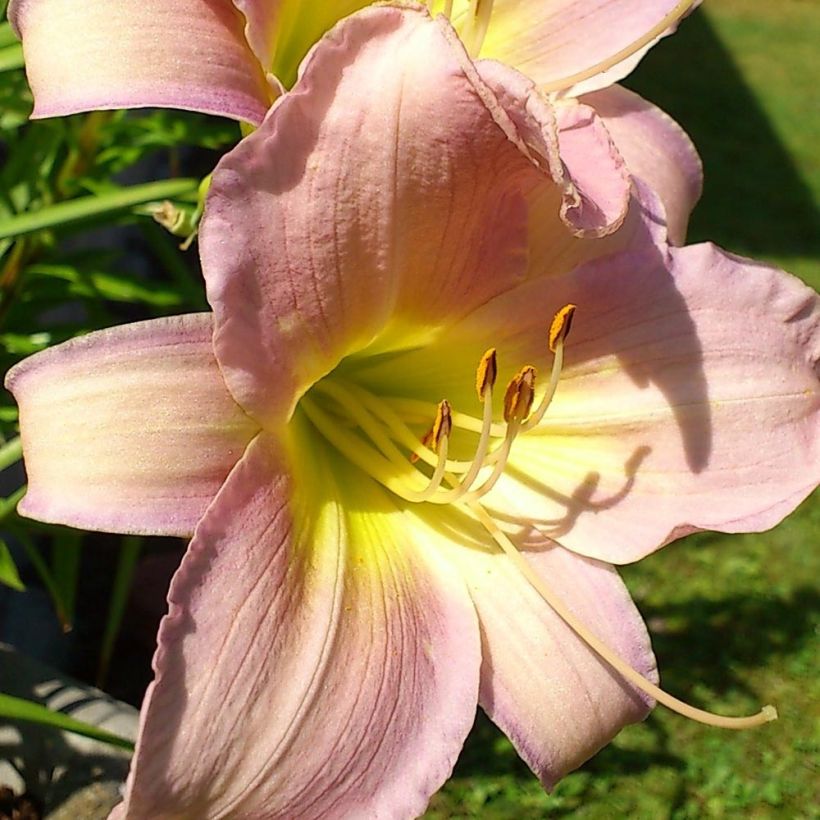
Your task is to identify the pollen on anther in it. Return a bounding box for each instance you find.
[503,366,536,423]
[549,304,577,352]
[431,400,453,451]
[475,348,498,400]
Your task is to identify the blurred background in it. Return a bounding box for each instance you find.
[0,0,817,817]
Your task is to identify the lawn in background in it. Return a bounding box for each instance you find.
[427,1,819,817]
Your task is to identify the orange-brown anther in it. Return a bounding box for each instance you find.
[503,366,536,423]
[475,348,498,400]
[431,400,453,451]
[549,304,576,352]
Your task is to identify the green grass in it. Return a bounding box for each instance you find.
[427,2,820,816]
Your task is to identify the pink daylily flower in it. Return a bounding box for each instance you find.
[6,8,819,818]
[9,0,702,242]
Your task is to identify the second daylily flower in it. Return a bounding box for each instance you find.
[6,8,819,819]
[10,0,703,243]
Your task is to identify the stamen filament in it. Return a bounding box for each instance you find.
[461,419,520,502]
[435,388,497,502]
[418,401,452,501]
[467,499,778,730]
[386,396,506,438]
[313,380,413,470]
[337,380,477,473]
[521,341,563,432]
[463,0,495,57]
[541,0,695,93]
[301,397,446,503]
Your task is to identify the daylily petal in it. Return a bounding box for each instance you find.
[202,6,579,425]
[582,85,703,245]
[5,314,257,537]
[430,520,656,788]
[119,430,480,819]
[485,245,820,564]
[348,231,819,565]
[9,0,273,122]
[476,59,630,239]
[478,0,694,95]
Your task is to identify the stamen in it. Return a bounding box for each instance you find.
[343,381,480,473]
[467,499,778,730]
[430,400,453,450]
[541,0,695,93]
[503,365,537,423]
[301,396,451,504]
[476,348,498,400]
[385,396,506,437]
[462,0,495,57]
[414,401,452,501]
[456,366,536,503]
[549,304,576,353]
[522,304,575,432]
[434,350,499,502]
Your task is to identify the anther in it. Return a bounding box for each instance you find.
[523,305,576,432]
[503,366,537,423]
[549,304,576,352]
[476,348,498,400]
[431,400,452,451]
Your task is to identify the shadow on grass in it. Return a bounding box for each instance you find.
[625,8,819,260]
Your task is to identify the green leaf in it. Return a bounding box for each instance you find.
[0,41,22,71]
[0,435,21,470]
[0,331,51,355]
[0,21,19,49]
[26,263,185,308]
[0,484,24,520]
[0,538,24,591]
[0,178,200,240]
[14,525,73,631]
[97,536,142,688]
[0,693,134,751]
[51,530,82,627]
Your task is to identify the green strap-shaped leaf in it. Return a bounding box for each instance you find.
[0,436,21,470]
[0,538,24,591]
[97,536,143,687]
[0,178,199,240]
[0,41,22,72]
[0,692,135,751]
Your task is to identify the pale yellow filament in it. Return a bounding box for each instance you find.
[462,0,495,57]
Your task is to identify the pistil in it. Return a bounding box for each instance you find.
[467,498,778,730]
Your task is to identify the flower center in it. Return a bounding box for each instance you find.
[299,304,776,732]
[301,304,573,508]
